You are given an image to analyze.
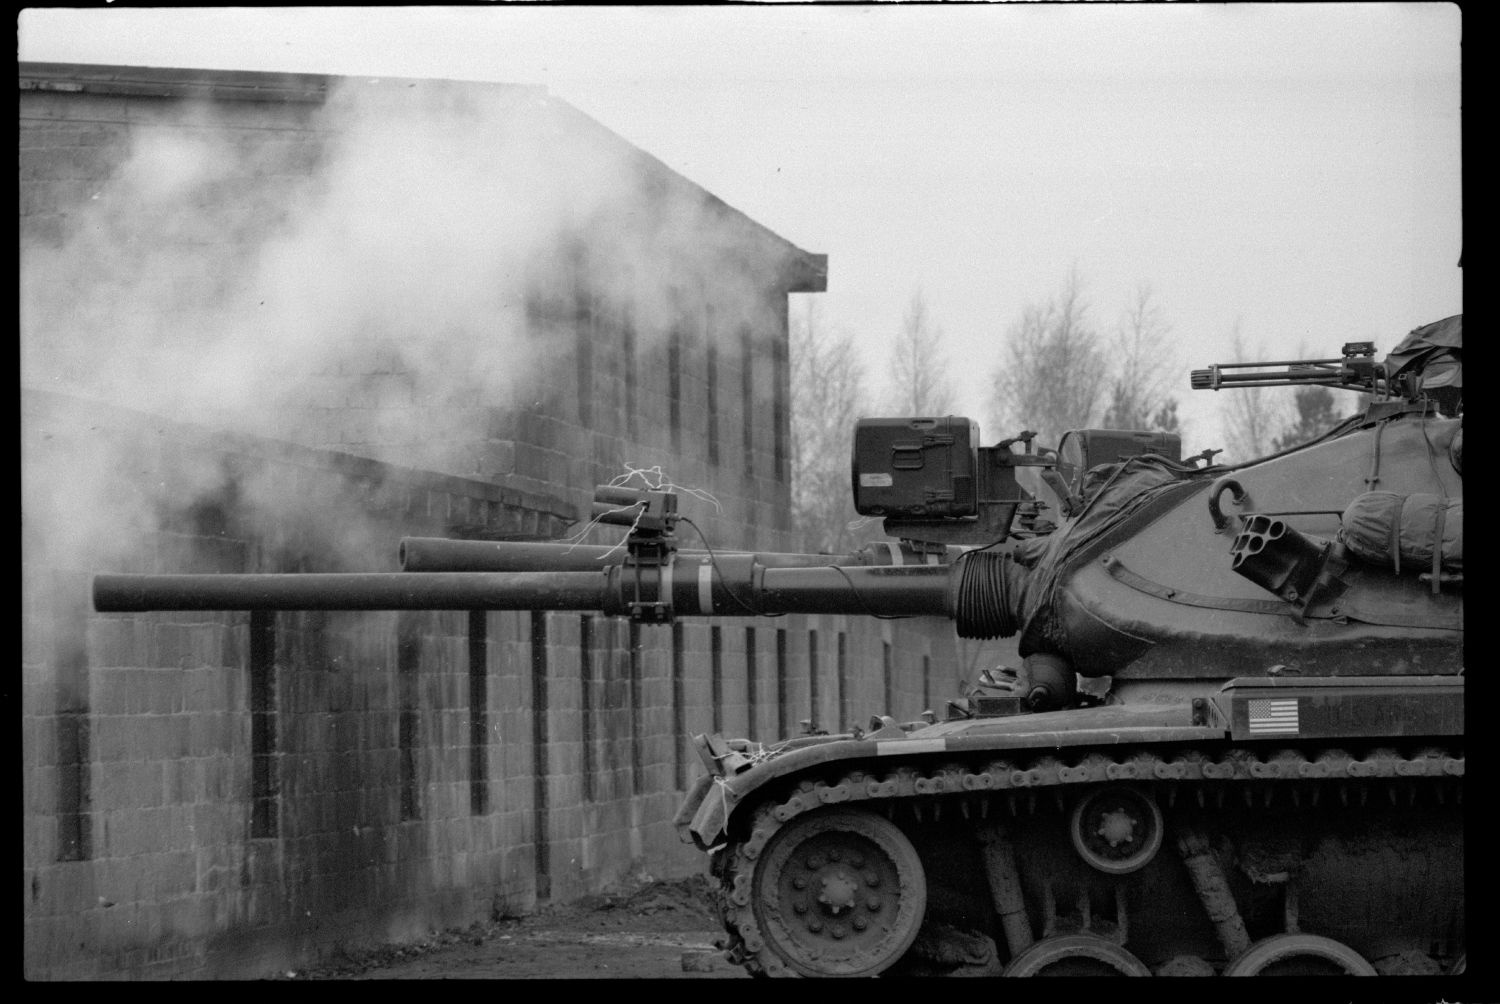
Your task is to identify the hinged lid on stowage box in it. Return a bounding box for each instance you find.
[852,417,979,518]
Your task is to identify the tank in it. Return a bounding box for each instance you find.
[91,316,1463,978]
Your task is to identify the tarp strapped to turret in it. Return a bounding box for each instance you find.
[1340,491,1462,575]
[1386,315,1461,411]
[1013,455,1208,660]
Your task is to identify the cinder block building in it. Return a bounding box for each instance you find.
[21,62,960,978]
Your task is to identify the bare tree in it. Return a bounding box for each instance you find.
[887,287,955,415]
[789,299,869,553]
[1101,283,1178,432]
[1217,320,1289,463]
[1271,384,1342,452]
[989,267,1106,448]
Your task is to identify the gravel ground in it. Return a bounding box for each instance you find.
[283,874,747,980]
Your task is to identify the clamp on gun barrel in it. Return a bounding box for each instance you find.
[593,485,680,622]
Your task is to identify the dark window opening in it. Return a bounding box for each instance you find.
[922,654,932,718]
[468,612,489,816]
[576,291,595,428]
[54,579,93,859]
[710,626,723,734]
[745,627,758,736]
[669,328,684,452]
[706,340,720,466]
[55,712,90,860]
[773,334,789,482]
[250,611,278,839]
[530,612,551,901]
[581,615,596,802]
[630,621,644,796]
[837,632,850,732]
[776,629,789,738]
[623,315,639,440]
[672,623,686,790]
[882,641,894,720]
[741,329,755,476]
[808,630,821,734]
[397,613,421,821]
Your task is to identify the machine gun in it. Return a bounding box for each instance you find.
[1191,321,1462,421]
[1190,341,1384,392]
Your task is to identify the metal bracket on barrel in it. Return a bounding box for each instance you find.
[593,485,680,623]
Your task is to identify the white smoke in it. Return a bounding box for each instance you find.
[22,72,790,573]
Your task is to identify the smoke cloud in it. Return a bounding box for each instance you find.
[22,74,785,573]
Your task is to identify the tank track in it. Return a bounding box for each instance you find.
[710,741,1464,977]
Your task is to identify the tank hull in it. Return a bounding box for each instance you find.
[691,697,1463,977]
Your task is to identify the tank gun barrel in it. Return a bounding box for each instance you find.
[92,560,958,620]
[94,484,1022,636]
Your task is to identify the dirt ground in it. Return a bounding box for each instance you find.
[285,874,747,980]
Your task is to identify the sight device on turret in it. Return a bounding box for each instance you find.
[93,316,1463,978]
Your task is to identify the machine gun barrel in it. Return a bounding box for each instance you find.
[396,536,954,573]
[1190,342,1383,392]
[92,560,958,620]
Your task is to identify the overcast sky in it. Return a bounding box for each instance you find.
[18,4,1462,454]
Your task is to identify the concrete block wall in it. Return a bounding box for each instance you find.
[23,392,582,978]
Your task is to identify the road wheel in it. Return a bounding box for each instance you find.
[752,805,926,977]
[1224,933,1376,976]
[1003,933,1152,976]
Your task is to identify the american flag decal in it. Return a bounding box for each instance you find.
[1247,697,1299,735]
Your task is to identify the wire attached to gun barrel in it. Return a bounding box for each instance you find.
[679,516,782,619]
